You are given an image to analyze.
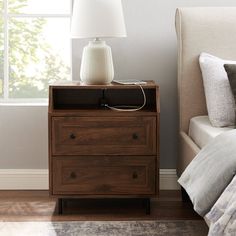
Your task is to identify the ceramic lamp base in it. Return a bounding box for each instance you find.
[80,39,114,85]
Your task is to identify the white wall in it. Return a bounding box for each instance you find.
[1,0,236,169]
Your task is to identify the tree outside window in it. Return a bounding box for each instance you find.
[0,0,71,99]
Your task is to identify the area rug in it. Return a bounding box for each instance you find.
[0,220,208,236]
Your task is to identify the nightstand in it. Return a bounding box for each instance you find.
[48,81,160,214]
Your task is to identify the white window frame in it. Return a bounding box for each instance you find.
[0,0,72,104]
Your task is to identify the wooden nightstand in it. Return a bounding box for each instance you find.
[48,81,160,214]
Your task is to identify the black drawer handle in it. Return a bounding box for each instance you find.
[70,133,76,139]
[132,133,138,140]
[132,172,138,179]
[70,172,77,179]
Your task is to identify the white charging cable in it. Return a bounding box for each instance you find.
[105,84,146,112]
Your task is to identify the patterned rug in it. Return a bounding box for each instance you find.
[0,220,208,236]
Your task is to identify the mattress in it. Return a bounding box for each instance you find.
[189,116,234,149]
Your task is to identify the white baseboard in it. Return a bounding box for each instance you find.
[159,169,180,190]
[0,169,49,190]
[0,169,180,190]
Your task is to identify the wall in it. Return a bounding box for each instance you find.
[1,0,236,170]
[0,105,48,168]
[72,0,236,169]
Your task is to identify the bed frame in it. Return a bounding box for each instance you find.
[175,7,236,177]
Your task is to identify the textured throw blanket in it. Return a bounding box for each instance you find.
[206,175,236,236]
[178,130,236,216]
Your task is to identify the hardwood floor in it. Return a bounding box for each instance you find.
[0,190,202,222]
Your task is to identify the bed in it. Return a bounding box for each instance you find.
[176,7,236,235]
[176,7,236,175]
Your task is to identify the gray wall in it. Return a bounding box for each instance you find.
[0,105,48,169]
[72,0,236,169]
[1,0,236,169]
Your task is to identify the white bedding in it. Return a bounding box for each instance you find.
[206,175,236,236]
[189,116,234,148]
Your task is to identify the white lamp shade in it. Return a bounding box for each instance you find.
[71,0,127,38]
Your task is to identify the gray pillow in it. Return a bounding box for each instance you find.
[224,64,236,127]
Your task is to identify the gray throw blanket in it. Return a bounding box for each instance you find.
[178,130,236,216]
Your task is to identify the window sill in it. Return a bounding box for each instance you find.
[0,99,48,106]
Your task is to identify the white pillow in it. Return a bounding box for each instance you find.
[199,53,236,127]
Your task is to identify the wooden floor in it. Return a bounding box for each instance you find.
[0,190,203,222]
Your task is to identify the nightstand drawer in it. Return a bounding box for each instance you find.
[52,117,156,156]
[52,156,156,195]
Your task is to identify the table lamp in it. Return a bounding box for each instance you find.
[71,0,127,85]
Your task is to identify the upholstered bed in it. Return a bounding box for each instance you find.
[175,7,236,176]
[176,8,236,234]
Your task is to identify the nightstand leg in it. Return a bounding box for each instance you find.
[58,198,63,215]
[143,198,150,215]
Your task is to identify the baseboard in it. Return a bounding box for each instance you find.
[159,169,180,190]
[0,169,49,190]
[0,169,180,190]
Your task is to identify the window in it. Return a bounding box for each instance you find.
[0,0,71,100]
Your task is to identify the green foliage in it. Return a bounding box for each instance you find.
[0,0,71,98]
[0,14,3,96]
[0,0,3,12]
[8,0,27,14]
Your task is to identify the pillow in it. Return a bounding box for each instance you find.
[199,53,236,127]
[224,64,236,127]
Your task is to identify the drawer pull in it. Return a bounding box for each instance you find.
[70,172,77,179]
[132,133,138,140]
[70,133,76,139]
[132,172,138,179]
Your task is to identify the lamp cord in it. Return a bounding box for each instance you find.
[105,84,146,112]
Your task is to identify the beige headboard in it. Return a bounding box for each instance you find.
[176,7,236,133]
